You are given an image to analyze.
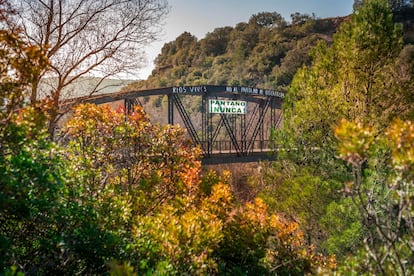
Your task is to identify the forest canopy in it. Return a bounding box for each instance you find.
[123,11,346,93]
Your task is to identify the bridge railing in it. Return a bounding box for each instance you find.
[202,140,274,155]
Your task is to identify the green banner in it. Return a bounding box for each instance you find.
[209,99,247,114]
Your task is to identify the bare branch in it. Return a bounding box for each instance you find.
[9,0,169,135]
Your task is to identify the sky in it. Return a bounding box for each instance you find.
[138,0,354,79]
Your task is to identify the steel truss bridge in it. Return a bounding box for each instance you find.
[67,85,284,163]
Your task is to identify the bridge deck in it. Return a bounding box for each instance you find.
[202,151,276,165]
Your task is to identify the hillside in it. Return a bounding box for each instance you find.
[123,12,348,93]
[123,8,414,95]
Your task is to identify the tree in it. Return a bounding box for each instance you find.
[8,0,169,135]
[249,12,287,29]
[0,103,85,275]
[280,0,411,168]
[290,12,314,25]
[0,4,69,272]
[154,32,198,69]
[354,0,412,10]
[200,27,233,56]
[214,197,335,274]
[0,9,117,272]
[335,119,414,274]
[270,0,414,257]
[0,1,48,126]
[63,103,202,216]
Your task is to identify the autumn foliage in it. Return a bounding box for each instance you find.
[62,103,332,274]
[1,100,332,274]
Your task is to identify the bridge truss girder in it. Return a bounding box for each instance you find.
[97,85,283,158]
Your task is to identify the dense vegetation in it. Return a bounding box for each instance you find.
[124,12,345,93]
[263,0,414,274]
[1,0,414,275]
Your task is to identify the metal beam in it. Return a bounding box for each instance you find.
[172,94,203,149]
